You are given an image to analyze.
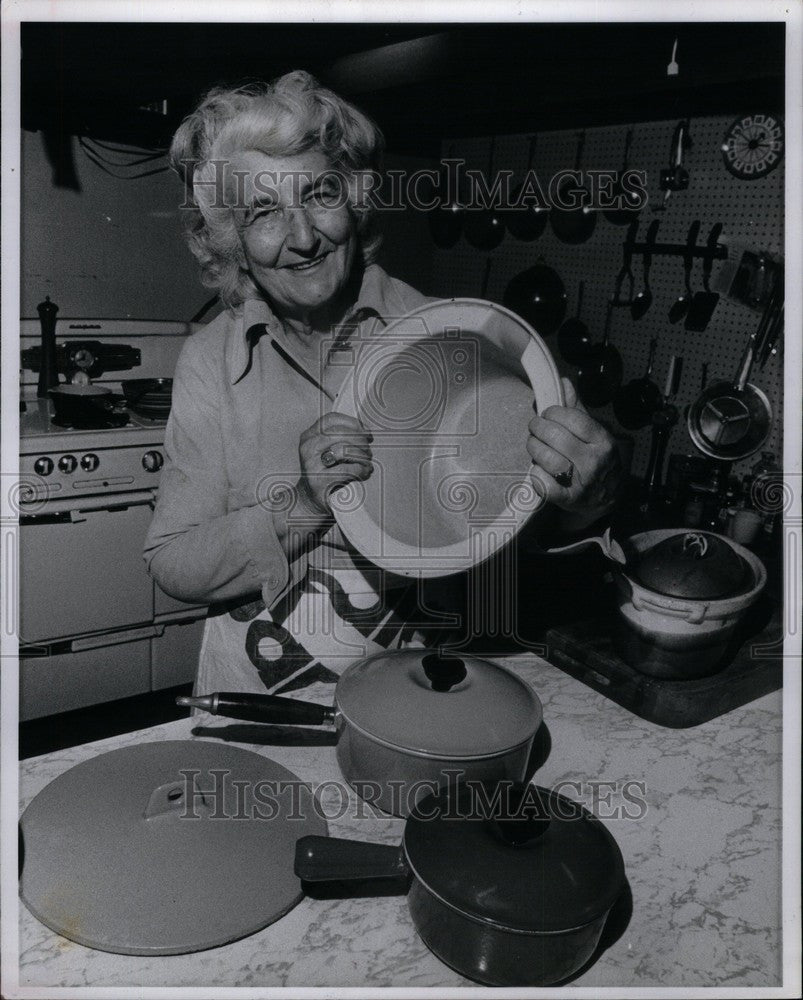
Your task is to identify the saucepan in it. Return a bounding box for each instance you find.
[295,781,626,986]
[49,383,115,424]
[179,647,543,817]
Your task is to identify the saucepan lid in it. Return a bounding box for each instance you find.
[19,741,326,955]
[404,782,625,933]
[331,299,563,578]
[335,648,542,758]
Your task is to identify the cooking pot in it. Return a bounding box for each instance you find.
[330,298,564,578]
[49,383,115,424]
[295,781,626,986]
[180,648,543,817]
[613,529,766,679]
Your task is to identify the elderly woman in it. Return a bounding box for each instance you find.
[144,71,621,698]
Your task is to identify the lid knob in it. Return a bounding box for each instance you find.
[489,784,552,847]
[422,651,467,691]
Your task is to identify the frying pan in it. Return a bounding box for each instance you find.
[550,131,597,245]
[613,338,661,429]
[557,281,593,364]
[686,291,777,461]
[464,136,506,250]
[296,781,626,987]
[603,128,642,226]
[428,146,466,249]
[576,301,623,407]
[504,134,548,241]
[503,263,568,336]
[178,648,543,818]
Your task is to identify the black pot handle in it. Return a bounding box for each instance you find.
[295,835,410,885]
[176,691,335,726]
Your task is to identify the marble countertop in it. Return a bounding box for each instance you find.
[17,654,783,991]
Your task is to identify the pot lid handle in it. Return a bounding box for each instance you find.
[489,785,552,847]
[422,651,467,691]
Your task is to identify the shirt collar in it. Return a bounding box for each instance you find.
[231,263,391,386]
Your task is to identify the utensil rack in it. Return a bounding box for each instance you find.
[623,237,728,261]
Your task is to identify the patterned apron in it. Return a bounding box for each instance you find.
[194,536,425,698]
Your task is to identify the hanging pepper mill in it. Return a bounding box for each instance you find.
[36,296,60,398]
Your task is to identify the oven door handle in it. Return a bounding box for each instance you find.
[19,489,158,524]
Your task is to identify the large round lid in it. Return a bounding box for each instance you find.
[404,783,625,933]
[19,741,327,955]
[335,648,542,757]
[331,298,563,579]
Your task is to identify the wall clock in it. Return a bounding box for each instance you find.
[721,113,784,180]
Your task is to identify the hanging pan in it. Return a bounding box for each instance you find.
[503,134,549,241]
[550,131,597,245]
[464,136,506,250]
[613,337,662,430]
[428,145,467,249]
[686,289,778,460]
[576,300,623,407]
[557,281,593,364]
[603,128,643,226]
[503,262,568,336]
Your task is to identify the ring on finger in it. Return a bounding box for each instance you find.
[321,448,338,468]
[554,462,574,488]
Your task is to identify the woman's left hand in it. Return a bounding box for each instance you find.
[527,377,623,530]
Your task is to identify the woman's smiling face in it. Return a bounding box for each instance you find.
[231,149,357,321]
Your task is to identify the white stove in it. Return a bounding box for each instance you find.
[18,317,207,722]
[19,318,192,505]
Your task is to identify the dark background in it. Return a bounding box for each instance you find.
[22,21,784,155]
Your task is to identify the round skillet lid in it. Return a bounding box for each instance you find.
[19,740,327,955]
[403,782,625,933]
[335,648,542,757]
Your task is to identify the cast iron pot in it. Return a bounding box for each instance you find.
[180,648,542,817]
[49,383,114,423]
[295,781,626,987]
[613,529,767,679]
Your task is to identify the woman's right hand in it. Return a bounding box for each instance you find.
[296,413,374,516]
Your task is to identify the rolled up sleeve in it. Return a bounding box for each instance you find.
[143,336,294,607]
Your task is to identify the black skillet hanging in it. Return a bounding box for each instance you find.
[428,145,467,249]
[603,128,643,226]
[550,131,597,245]
[464,136,506,251]
[503,134,549,241]
[576,300,623,407]
[503,263,568,337]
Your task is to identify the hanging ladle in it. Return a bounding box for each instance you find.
[668,219,701,323]
[631,219,659,320]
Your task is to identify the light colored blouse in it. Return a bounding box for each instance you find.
[143,263,430,613]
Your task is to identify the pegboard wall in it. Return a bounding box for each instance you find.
[432,115,784,480]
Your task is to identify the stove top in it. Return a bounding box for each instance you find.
[19,317,194,504]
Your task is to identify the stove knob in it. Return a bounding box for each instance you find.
[58,454,78,474]
[81,453,99,471]
[142,450,164,473]
[34,456,54,476]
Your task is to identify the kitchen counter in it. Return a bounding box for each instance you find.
[17,653,783,991]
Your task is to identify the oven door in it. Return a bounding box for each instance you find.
[19,491,156,645]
